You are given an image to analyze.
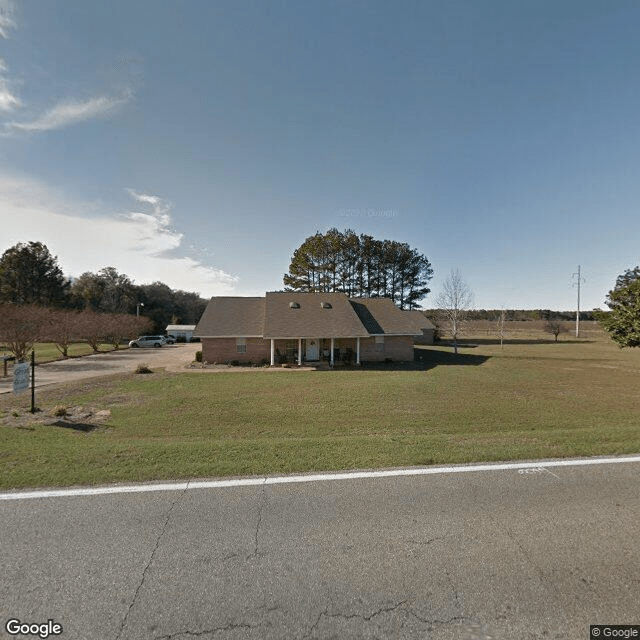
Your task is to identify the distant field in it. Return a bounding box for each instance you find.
[1,320,639,490]
[457,319,605,342]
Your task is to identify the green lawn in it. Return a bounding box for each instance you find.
[1,342,123,365]
[1,333,640,490]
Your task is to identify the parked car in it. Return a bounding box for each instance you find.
[129,335,165,348]
[164,335,176,344]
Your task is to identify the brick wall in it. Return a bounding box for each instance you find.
[413,328,434,345]
[358,336,415,362]
[202,338,273,364]
[202,335,416,364]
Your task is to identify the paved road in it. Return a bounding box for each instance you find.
[0,344,201,393]
[1,458,639,639]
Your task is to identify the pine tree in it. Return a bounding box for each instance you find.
[0,241,69,306]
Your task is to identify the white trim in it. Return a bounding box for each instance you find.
[2,456,640,501]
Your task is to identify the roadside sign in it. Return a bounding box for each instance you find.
[13,362,30,395]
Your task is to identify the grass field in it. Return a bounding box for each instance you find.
[1,322,639,490]
[0,342,121,365]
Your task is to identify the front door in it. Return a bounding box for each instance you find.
[305,338,319,361]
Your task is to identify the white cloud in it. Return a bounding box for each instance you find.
[0,0,16,40]
[0,4,20,111]
[126,189,172,226]
[0,175,237,297]
[5,90,132,132]
[0,77,19,111]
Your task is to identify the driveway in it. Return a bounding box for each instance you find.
[0,343,201,394]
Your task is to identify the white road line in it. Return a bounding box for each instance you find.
[2,455,640,501]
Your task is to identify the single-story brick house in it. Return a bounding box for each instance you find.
[193,291,434,365]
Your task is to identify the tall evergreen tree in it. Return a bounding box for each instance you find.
[0,241,69,306]
[284,230,433,308]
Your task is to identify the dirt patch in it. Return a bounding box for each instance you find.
[1,405,112,430]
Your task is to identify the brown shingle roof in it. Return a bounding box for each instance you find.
[193,297,265,337]
[194,293,432,338]
[349,298,428,335]
[263,292,369,338]
[407,310,436,330]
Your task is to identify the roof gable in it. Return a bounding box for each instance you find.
[263,292,369,338]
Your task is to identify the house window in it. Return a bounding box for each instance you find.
[375,336,384,352]
[236,338,246,353]
[285,340,297,360]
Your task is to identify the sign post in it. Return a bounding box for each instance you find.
[31,350,36,413]
[12,361,29,395]
[12,351,36,412]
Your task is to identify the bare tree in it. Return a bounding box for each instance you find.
[436,269,473,354]
[44,309,83,358]
[0,304,49,360]
[75,311,113,352]
[496,308,507,350]
[544,320,567,342]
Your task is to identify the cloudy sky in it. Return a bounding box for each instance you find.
[1,0,639,309]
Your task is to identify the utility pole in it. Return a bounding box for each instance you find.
[572,266,585,338]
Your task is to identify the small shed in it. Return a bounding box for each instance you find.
[165,324,197,341]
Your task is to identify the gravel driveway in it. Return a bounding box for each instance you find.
[0,343,201,394]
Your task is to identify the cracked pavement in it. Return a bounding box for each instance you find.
[2,461,640,639]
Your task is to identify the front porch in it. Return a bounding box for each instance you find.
[271,337,363,366]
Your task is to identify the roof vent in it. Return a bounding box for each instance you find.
[320,302,332,309]
[289,301,300,309]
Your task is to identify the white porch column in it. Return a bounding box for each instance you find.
[298,338,302,366]
[330,337,335,366]
[356,337,360,365]
[270,339,275,366]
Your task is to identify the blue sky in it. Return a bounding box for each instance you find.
[0,0,638,310]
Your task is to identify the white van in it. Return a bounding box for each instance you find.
[129,335,165,348]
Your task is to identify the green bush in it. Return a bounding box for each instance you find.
[195,350,202,362]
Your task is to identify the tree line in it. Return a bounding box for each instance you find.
[283,229,433,309]
[428,309,596,322]
[0,241,208,333]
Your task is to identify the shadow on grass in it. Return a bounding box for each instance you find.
[51,420,99,432]
[327,348,491,371]
[414,348,491,370]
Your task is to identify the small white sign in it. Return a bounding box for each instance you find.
[13,362,30,395]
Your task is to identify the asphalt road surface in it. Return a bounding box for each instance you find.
[0,344,201,394]
[1,458,639,640]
